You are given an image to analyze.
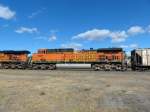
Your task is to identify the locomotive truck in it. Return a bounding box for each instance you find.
[0,48,127,71]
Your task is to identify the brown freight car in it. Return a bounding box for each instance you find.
[0,50,30,69]
[31,48,127,71]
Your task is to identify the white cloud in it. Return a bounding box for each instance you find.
[15,27,38,34]
[61,43,82,49]
[127,26,145,35]
[72,29,111,40]
[73,29,128,43]
[110,31,128,43]
[0,4,15,20]
[48,35,57,41]
[72,25,150,43]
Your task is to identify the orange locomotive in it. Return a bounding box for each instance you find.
[0,50,30,69]
[31,48,126,70]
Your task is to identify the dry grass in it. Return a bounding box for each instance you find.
[0,70,149,112]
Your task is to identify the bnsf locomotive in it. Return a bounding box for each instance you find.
[31,48,126,71]
[0,48,127,71]
[0,50,30,69]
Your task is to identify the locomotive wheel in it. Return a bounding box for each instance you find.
[40,64,47,70]
[95,66,100,71]
[121,66,127,71]
[10,64,16,69]
[48,64,56,70]
[4,65,10,69]
[32,65,40,70]
[115,65,122,71]
[1,64,10,69]
[104,65,111,71]
[0,63,3,69]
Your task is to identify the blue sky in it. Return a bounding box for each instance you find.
[0,0,150,53]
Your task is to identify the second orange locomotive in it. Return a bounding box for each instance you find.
[32,48,126,70]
